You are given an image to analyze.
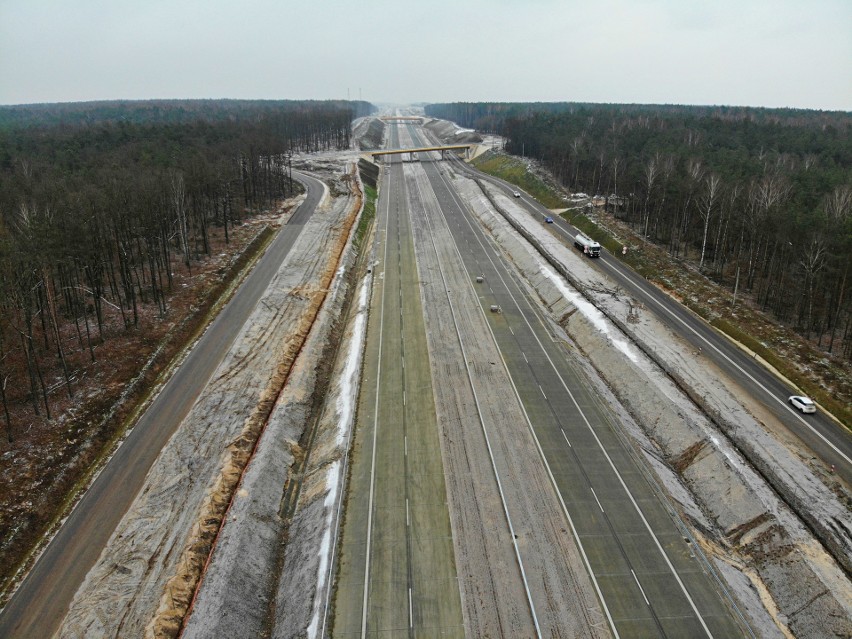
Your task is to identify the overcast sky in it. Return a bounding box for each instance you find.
[1,0,850,110]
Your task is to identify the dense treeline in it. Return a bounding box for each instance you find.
[0,98,375,130]
[0,99,375,437]
[427,102,852,358]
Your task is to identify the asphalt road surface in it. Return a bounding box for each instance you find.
[446,153,852,485]
[0,172,324,639]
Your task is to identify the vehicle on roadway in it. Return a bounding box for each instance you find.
[788,395,816,414]
[574,232,601,257]
[513,190,521,198]
[544,216,553,223]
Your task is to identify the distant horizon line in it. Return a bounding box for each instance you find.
[0,97,849,114]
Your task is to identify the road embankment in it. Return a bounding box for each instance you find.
[55,167,362,639]
[181,165,369,639]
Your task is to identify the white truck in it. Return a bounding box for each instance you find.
[574,232,601,258]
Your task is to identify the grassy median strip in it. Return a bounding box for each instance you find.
[353,184,377,251]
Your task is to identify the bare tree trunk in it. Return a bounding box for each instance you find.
[43,268,73,399]
[699,174,721,270]
[172,171,192,275]
[0,375,10,443]
[800,238,826,338]
[828,264,847,353]
[0,331,11,442]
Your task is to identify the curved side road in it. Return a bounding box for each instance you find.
[0,172,324,639]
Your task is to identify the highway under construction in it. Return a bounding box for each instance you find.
[3,114,849,639]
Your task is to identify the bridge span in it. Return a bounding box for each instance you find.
[369,144,472,161]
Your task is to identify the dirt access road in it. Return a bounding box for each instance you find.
[0,172,325,639]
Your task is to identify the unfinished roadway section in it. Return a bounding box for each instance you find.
[51,115,851,639]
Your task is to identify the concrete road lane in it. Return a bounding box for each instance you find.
[413,131,748,637]
[0,172,324,639]
[331,130,463,638]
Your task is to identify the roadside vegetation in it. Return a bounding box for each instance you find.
[0,99,375,600]
[471,150,851,429]
[354,183,377,251]
[472,153,563,208]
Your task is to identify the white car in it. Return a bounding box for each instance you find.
[788,395,816,414]
[513,190,521,198]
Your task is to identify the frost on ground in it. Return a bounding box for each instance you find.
[55,167,362,639]
[451,169,852,638]
[269,257,372,639]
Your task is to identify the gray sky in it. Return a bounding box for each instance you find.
[1,0,850,110]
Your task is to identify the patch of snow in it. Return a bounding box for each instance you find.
[335,276,369,447]
[307,460,341,639]
[709,434,751,477]
[537,259,639,363]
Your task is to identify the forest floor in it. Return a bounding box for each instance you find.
[0,198,300,605]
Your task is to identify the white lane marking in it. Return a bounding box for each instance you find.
[430,162,622,635]
[468,161,847,468]
[522,351,528,363]
[604,248,850,468]
[590,487,605,512]
[361,160,394,637]
[539,384,547,400]
[632,570,651,607]
[502,261,717,636]
[409,587,414,628]
[406,498,410,527]
[561,429,572,447]
[412,165,543,638]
